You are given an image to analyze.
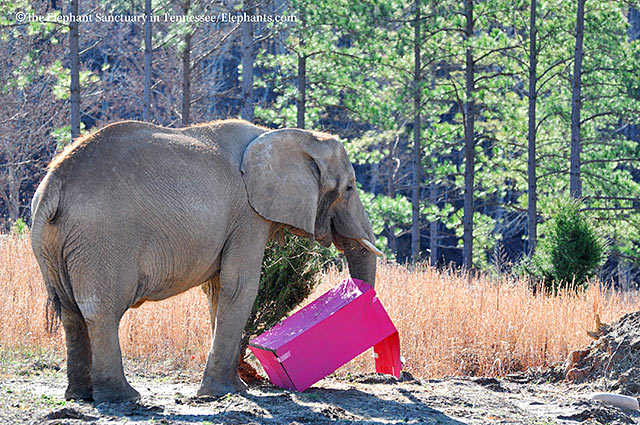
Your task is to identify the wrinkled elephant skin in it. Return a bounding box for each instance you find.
[30,119,378,402]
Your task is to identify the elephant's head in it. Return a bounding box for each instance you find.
[241,128,381,287]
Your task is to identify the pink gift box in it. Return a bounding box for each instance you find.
[248,278,401,392]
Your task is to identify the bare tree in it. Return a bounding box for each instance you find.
[411,0,422,261]
[294,8,306,128]
[69,0,80,138]
[181,0,193,126]
[570,0,585,198]
[462,0,476,269]
[527,0,538,253]
[429,181,438,265]
[143,0,152,121]
[241,0,255,122]
[0,117,54,227]
[0,28,66,229]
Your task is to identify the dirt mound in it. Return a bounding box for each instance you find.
[564,310,640,394]
[558,402,636,424]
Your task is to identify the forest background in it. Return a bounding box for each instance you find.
[2,0,640,285]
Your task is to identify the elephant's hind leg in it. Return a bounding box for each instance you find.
[84,313,140,402]
[70,250,141,403]
[201,276,221,337]
[197,276,256,397]
[61,307,93,401]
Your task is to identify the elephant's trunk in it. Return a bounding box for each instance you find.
[342,238,377,288]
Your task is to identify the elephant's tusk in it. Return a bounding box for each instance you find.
[359,239,384,257]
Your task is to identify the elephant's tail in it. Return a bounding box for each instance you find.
[31,172,75,333]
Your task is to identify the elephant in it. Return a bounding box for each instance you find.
[30,119,381,403]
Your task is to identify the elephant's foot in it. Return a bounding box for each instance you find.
[65,384,93,402]
[197,375,247,398]
[92,380,141,403]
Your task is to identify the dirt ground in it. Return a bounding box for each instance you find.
[2,352,640,425]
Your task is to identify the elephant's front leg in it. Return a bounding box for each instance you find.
[197,229,268,397]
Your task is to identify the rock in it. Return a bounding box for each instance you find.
[473,377,510,393]
[591,393,640,411]
[564,349,590,377]
[566,367,588,382]
[43,408,98,421]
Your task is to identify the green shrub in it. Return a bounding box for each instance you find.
[242,230,335,348]
[519,198,607,292]
[10,218,28,236]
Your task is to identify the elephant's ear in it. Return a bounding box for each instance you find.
[241,129,326,235]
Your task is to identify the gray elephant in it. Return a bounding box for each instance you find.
[30,119,381,402]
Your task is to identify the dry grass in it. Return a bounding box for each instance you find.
[0,233,212,372]
[2,233,639,379]
[320,263,640,377]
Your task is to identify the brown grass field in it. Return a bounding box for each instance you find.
[2,233,639,379]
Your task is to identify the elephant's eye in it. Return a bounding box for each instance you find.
[346,185,354,192]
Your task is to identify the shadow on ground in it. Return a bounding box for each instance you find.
[87,383,465,424]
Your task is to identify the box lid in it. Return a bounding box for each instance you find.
[250,278,372,350]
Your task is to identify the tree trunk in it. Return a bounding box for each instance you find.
[462,0,475,269]
[297,54,306,128]
[527,0,538,253]
[570,0,585,198]
[180,0,191,126]
[411,0,422,261]
[7,166,19,224]
[429,181,438,266]
[386,138,398,257]
[69,0,80,139]
[129,0,136,36]
[241,0,255,122]
[181,32,191,126]
[143,0,152,121]
[296,11,306,129]
[629,7,640,42]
